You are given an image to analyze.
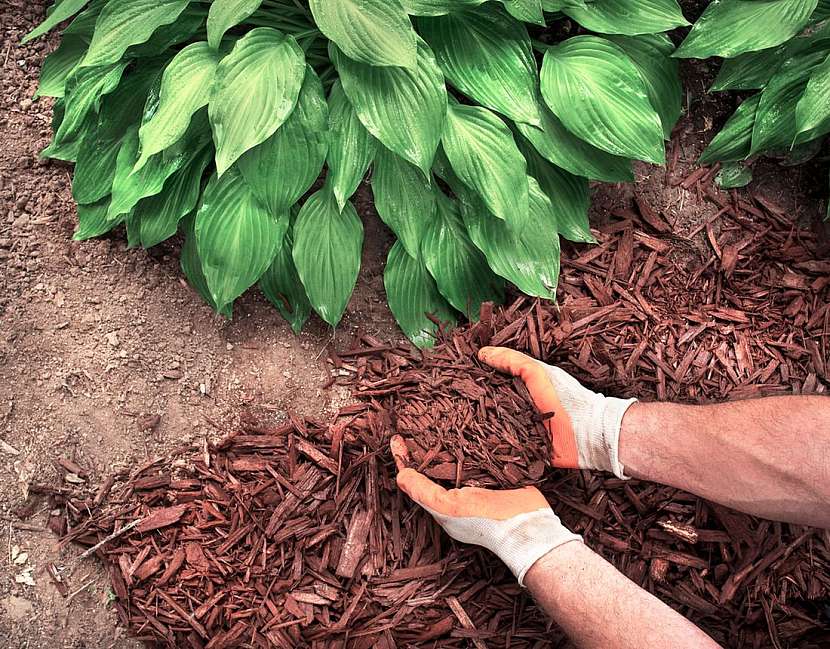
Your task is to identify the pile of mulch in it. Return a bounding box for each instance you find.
[43,178,830,648]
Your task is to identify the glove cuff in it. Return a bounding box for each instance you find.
[493,509,583,587]
[585,397,638,479]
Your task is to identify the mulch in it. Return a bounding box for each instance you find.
[37,174,830,648]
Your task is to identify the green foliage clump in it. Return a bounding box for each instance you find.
[26,0,687,346]
[676,0,830,203]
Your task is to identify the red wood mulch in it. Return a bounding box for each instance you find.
[44,181,830,648]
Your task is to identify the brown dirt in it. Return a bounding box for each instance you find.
[0,1,827,648]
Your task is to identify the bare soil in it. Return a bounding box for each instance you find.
[0,1,827,648]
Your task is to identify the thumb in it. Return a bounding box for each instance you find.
[390,435,449,512]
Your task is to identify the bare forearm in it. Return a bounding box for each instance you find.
[619,397,830,528]
[525,542,720,649]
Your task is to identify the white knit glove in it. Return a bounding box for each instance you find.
[391,436,582,586]
[479,347,637,479]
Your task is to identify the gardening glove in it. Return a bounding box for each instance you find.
[478,347,637,479]
[391,436,582,586]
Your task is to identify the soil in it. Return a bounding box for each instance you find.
[0,1,827,648]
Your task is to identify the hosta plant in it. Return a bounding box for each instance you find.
[26,0,687,346]
[675,0,830,208]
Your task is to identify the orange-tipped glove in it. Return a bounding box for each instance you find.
[391,436,582,586]
[479,347,637,479]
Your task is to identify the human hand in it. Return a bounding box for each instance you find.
[478,347,637,479]
[391,435,581,586]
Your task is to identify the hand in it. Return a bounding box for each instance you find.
[391,435,581,586]
[478,347,637,479]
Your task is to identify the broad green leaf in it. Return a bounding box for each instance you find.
[292,190,364,326]
[36,36,87,99]
[207,0,264,49]
[80,0,192,67]
[62,0,105,38]
[126,7,206,60]
[23,0,90,43]
[209,27,306,176]
[542,0,589,9]
[372,147,435,259]
[384,241,456,348]
[260,229,312,334]
[418,5,541,126]
[716,162,753,189]
[238,66,329,214]
[796,53,830,134]
[541,36,665,164]
[607,34,682,139]
[462,177,560,299]
[135,42,220,171]
[421,193,503,319]
[326,81,377,211]
[196,169,286,309]
[711,47,788,91]
[54,62,128,148]
[674,0,819,59]
[515,103,633,182]
[136,146,213,248]
[751,46,829,154]
[401,0,486,15]
[442,101,528,225]
[42,100,84,161]
[109,111,212,220]
[564,0,688,35]
[520,142,594,244]
[180,214,233,318]
[814,0,830,20]
[332,39,447,174]
[699,95,760,164]
[502,0,545,24]
[310,0,418,68]
[73,198,123,241]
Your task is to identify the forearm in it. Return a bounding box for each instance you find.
[619,397,830,528]
[525,542,720,649]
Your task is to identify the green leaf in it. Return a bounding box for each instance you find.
[42,100,83,162]
[674,0,819,60]
[292,190,364,326]
[207,0,264,50]
[36,36,87,99]
[260,228,312,334]
[514,103,633,183]
[135,42,220,171]
[310,0,418,68]
[54,62,129,148]
[180,214,233,318]
[699,95,760,164]
[462,176,560,298]
[501,0,545,25]
[520,141,594,244]
[384,241,456,348]
[238,66,329,214]
[417,5,541,126]
[109,110,212,220]
[196,168,286,310]
[796,52,830,134]
[332,39,447,174]
[606,34,682,139]
[80,0,192,68]
[564,0,688,35]
[372,146,435,259]
[209,27,306,176]
[716,162,753,189]
[421,193,503,319]
[541,36,665,164]
[711,47,789,91]
[23,0,90,43]
[126,7,206,60]
[136,146,213,248]
[401,0,486,15]
[751,46,829,154]
[73,197,123,241]
[442,101,528,225]
[326,81,377,210]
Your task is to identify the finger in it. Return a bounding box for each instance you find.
[396,468,449,513]
[389,435,410,472]
[479,347,557,411]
